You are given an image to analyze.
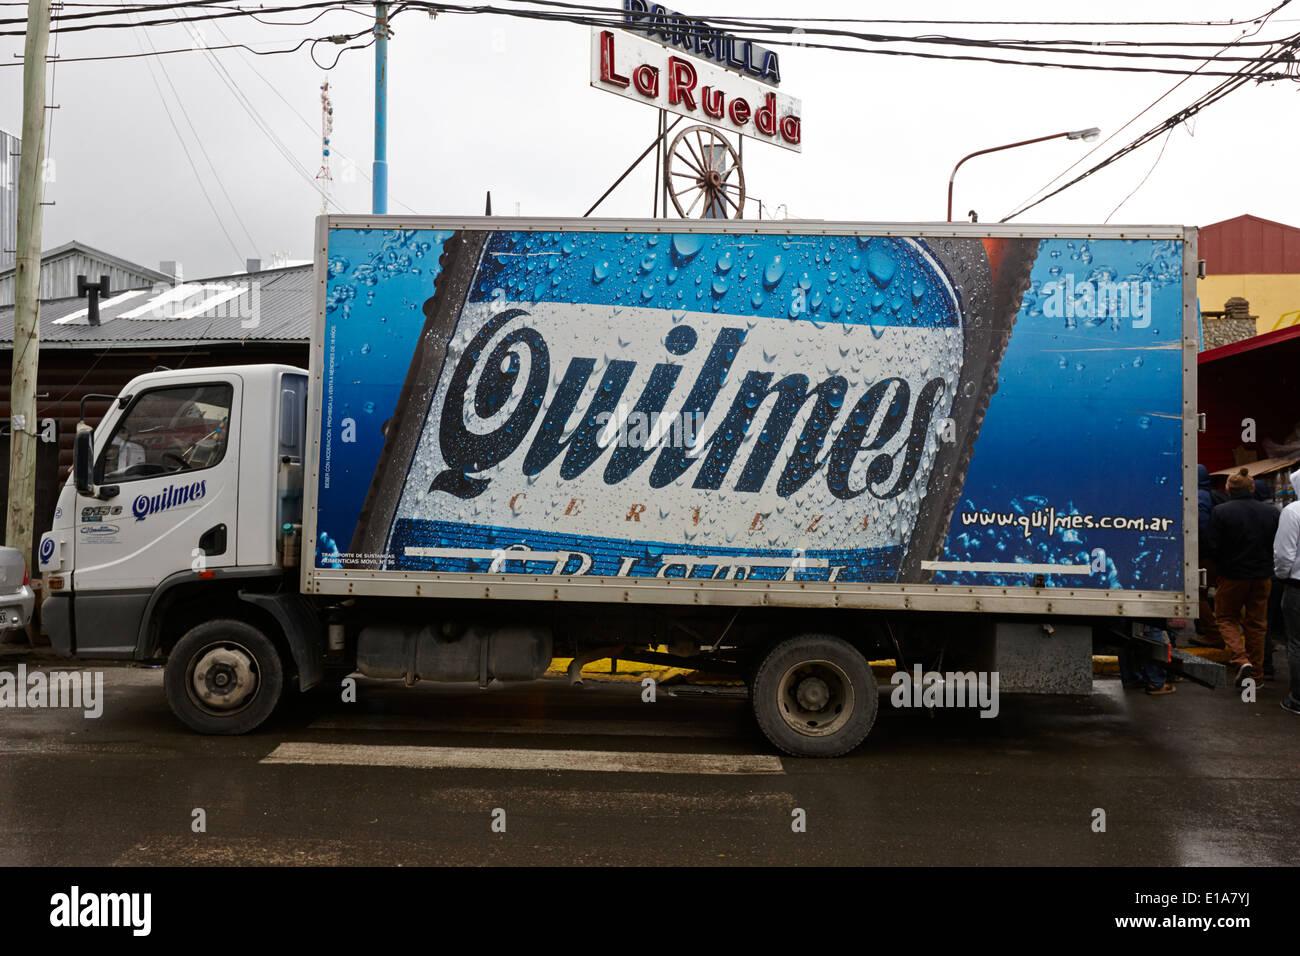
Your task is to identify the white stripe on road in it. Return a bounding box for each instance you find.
[307,715,736,738]
[261,742,784,775]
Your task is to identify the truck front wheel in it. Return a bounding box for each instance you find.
[751,634,878,757]
[164,620,284,734]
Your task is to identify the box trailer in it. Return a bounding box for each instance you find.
[37,217,1208,756]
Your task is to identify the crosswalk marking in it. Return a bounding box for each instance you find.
[307,714,736,738]
[261,742,784,775]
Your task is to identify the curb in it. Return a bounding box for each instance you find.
[551,646,1237,684]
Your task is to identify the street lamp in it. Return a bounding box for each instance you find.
[947,127,1099,222]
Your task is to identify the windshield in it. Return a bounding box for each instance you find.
[97,383,234,483]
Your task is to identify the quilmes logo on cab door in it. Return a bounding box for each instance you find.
[132,480,207,522]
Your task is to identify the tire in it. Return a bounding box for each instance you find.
[164,619,285,735]
[751,634,878,757]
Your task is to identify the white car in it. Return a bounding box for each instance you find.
[0,546,34,633]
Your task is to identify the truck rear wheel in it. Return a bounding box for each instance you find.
[164,619,284,735]
[751,634,877,757]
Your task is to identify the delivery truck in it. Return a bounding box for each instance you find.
[35,216,1213,756]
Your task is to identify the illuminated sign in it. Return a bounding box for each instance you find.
[590,28,802,152]
[622,0,781,87]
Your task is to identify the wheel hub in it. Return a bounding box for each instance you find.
[795,676,830,711]
[776,660,855,737]
[192,646,257,710]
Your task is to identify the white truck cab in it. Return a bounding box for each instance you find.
[40,365,309,691]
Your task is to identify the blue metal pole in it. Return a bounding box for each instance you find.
[372,2,388,215]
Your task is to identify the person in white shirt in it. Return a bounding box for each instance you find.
[1271,468,1300,715]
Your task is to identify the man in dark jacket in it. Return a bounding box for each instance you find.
[1195,465,1225,647]
[1198,464,1221,533]
[1207,468,1281,685]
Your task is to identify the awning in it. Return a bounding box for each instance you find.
[1211,456,1300,478]
[1199,323,1300,364]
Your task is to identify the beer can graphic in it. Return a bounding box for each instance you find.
[341,228,1034,583]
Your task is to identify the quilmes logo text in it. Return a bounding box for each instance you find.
[429,314,948,501]
[1040,275,1153,328]
[132,479,206,522]
[50,886,151,936]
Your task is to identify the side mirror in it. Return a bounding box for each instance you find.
[74,429,94,495]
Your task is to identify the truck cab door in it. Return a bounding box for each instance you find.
[71,375,242,656]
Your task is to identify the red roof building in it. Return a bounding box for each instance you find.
[1200,214,1300,275]
[1198,214,1300,336]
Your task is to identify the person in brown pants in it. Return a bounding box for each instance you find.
[1207,468,1281,686]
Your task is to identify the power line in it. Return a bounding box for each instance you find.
[0,0,1288,30]
[0,0,1285,28]
[1002,15,1276,217]
[496,0,1294,29]
[247,4,375,27]
[1000,32,1300,221]
[0,1,357,32]
[184,16,363,211]
[0,36,323,66]
[205,17,418,211]
[386,2,1300,78]
[998,7,1294,221]
[1105,127,1175,223]
[147,12,261,254]
[131,13,245,265]
[504,0,1298,47]
[5,1,1300,79]
[11,5,1297,79]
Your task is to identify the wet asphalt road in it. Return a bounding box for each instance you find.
[1,655,1297,866]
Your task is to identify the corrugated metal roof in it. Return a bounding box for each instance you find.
[0,239,173,283]
[0,239,180,308]
[1200,214,1300,275]
[0,264,312,348]
[0,130,18,274]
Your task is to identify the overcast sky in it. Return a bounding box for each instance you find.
[2,0,1298,279]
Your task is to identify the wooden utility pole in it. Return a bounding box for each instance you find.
[7,0,51,563]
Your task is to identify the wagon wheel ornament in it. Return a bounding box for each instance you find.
[667,124,746,219]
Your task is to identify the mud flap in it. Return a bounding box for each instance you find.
[238,591,324,691]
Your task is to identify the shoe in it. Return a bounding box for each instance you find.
[1234,662,1254,687]
[1281,698,1300,716]
[1145,684,1176,696]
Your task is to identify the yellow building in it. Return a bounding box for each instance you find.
[1196,214,1300,334]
